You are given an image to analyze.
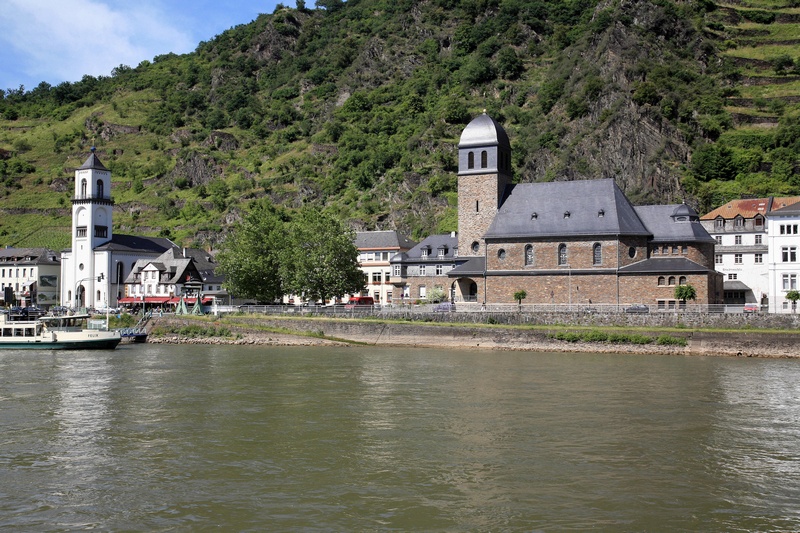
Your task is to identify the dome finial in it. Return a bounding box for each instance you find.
[90,146,96,153]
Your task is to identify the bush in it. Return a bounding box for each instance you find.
[655,335,687,346]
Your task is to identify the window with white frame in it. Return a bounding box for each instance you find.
[755,234,762,244]
[393,265,401,277]
[729,273,737,280]
[734,253,742,264]
[735,235,742,245]
[715,236,722,245]
[419,265,426,276]
[435,264,443,275]
[780,224,799,235]
[782,247,797,262]
[419,285,427,299]
[755,253,763,264]
[715,218,724,229]
[715,254,722,264]
[783,273,797,290]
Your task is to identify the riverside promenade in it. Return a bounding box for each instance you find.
[147,312,800,358]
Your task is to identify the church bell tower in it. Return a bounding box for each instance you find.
[70,147,114,307]
[457,112,513,257]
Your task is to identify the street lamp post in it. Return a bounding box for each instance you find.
[75,273,104,311]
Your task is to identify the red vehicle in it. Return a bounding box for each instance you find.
[344,296,375,309]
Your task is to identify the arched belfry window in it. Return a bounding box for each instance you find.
[593,243,602,265]
[97,179,104,199]
[480,150,488,168]
[558,244,567,265]
[467,152,475,169]
[81,178,87,197]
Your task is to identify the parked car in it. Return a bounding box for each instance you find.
[344,296,375,309]
[434,302,456,312]
[625,304,650,314]
[743,303,760,314]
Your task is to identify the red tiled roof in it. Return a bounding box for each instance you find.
[700,196,800,220]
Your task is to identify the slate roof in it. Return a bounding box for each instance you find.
[448,256,486,276]
[724,280,751,291]
[182,248,225,283]
[459,113,510,149]
[634,204,716,244]
[93,234,176,254]
[78,149,108,171]
[769,200,800,216]
[618,257,712,274]
[0,247,60,265]
[125,248,194,284]
[354,230,416,251]
[391,233,458,262]
[484,179,650,239]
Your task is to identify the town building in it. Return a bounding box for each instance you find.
[60,149,189,310]
[392,113,723,307]
[120,247,228,308]
[766,200,800,313]
[699,196,800,307]
[0,247,61,308]
[353,231,416,305]
[390,233,458,303]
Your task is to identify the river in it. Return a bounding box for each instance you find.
[2,344,799,531]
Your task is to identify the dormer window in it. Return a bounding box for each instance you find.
[531,212,538,220]
[421,248,429,259]
[715,217,725,229]
[734,216,744,228]
[598,209,605,218]
[564,211,570,219]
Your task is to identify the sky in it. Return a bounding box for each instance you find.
[0,0,283,92]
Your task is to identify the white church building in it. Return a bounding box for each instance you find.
[60,149,176,310]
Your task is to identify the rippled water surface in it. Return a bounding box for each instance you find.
[2,345,800,531]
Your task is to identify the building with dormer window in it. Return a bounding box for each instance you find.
[700,196,800,307]
[391,113,723,307]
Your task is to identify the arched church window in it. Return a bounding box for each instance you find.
[481,150,488,168]
[558,244,567,266]
[97,179,104,199]
[467,152,474,169]
[525,245,534,266]
[81,179,87,198]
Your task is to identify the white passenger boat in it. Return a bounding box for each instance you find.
[0,311,121,350]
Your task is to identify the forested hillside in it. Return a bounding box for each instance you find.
[1,0,799,251]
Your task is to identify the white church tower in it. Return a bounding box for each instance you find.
[68,147,114,308]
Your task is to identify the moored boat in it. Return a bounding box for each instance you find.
[0,311,121,350]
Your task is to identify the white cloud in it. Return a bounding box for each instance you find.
[0,0,195,88]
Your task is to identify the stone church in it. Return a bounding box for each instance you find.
[392,113,723,308]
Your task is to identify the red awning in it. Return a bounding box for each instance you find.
[118,296,170,304]
[167,296,213,304]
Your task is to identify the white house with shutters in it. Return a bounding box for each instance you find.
[767,201,800,313]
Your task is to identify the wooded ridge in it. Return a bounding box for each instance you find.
[1,0,799,251]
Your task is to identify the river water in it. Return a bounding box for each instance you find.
[2,344,800,531]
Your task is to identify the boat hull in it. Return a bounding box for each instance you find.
[0,336,122,350]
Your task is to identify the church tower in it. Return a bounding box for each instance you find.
[457,112,513,257]
[70,148,114,307]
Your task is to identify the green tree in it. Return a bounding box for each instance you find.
[279,207,365,302]
[674,284,696,306]
[785,289,800,313]
[513,289,527,307]
[216,202,286,302]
